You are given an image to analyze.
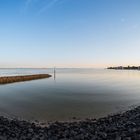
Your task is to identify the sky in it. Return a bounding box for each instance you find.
[0,0,140,68]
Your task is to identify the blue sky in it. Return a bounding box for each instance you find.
[0,0,140,68]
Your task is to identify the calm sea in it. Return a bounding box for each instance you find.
[0,68,140,121]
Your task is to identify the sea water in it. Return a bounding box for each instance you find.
[0,68,140,121]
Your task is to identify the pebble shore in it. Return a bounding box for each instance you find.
[0,106,140,140]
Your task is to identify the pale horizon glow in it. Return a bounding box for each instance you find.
[0,0,140,68]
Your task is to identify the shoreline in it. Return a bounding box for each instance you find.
[107,66,140,70]
[0,106,140,139]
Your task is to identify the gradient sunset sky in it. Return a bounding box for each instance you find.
[0,0,140,68]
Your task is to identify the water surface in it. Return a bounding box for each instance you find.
[0,68,140,121]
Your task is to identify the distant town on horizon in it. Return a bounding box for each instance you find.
[107,66,140,70]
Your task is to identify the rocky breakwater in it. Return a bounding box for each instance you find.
[0,74,52,84]
[0,106,140,139]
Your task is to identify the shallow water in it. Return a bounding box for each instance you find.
[0,68,140,121]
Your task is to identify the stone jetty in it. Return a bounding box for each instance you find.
[0,106,140,139]
[0,74,52,84]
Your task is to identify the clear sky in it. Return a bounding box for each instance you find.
[0,0,140,68]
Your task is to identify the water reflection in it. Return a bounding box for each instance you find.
[0,69,140,121]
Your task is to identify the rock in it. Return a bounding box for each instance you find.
[115,136,121,140]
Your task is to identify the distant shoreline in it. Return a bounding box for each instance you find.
[107,66,140,70]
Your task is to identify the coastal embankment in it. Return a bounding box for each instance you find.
[0,74,52,84]
[0,106,140,139]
